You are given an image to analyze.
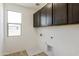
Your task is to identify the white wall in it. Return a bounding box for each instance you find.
[0,3,4,55]
[3,3,42,55]
[37,24,79,56]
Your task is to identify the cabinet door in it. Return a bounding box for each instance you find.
[46,3,53,26]
[40,6,47,26]
[53,3,67,25]
[33,11,40,27]
[68,3,79,24]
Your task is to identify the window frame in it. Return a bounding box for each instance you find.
[7,10,22,37]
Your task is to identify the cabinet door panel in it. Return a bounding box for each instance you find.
[68,3,79,24]
[41,6,47,26]
[53,3,67,25]
[33,13,37,27]
[33,11,40,27]
[46,3,53,26]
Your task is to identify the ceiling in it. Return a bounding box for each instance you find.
[15,3,46,9]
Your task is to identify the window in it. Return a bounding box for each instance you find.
[8,11,22,36]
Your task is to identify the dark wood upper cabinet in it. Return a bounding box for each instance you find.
[33,3,79,27]
[53,3,67,25]
[33,3,67,27]
[68,3,79,24]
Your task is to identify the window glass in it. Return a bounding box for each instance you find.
[8,11,22,36]
[8,24,21,36]
[8,11,21,23]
